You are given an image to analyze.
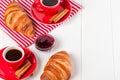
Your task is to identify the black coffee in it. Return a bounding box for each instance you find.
[42,0,58,6]
[5,49,22,61]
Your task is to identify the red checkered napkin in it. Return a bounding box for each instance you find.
[0,0,82,47]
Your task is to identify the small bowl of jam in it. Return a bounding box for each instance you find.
[35,34,55,51]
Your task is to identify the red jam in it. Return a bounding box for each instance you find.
[35,34,55,51]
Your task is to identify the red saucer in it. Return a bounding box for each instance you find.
[31,1,71,24]
[0,47,37,80]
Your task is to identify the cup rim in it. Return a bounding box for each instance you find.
[2,46,24,63]
[40,0,60,8]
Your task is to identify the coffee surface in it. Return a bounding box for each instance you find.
[42,0,58,6]
[5,49,22,61]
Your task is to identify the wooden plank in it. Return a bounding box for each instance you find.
[82,0,115,80]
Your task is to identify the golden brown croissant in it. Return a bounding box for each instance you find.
[4,2,34,37]
[40,51,71,80]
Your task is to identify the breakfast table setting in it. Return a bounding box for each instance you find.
[0,0,81,80]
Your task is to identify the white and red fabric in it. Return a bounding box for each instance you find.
[0,0,82,47]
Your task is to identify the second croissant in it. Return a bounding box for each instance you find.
[40,51,72,80]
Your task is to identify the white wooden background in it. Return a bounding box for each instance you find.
[82,0,120,80]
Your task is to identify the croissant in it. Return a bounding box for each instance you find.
[40,51,71,80]
[4,2,34,37]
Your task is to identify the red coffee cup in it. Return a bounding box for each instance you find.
[2,46,25,70]
[33,0,62,15]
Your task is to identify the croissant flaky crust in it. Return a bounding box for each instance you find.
[4,2,34,37]
[40,51,71,80]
